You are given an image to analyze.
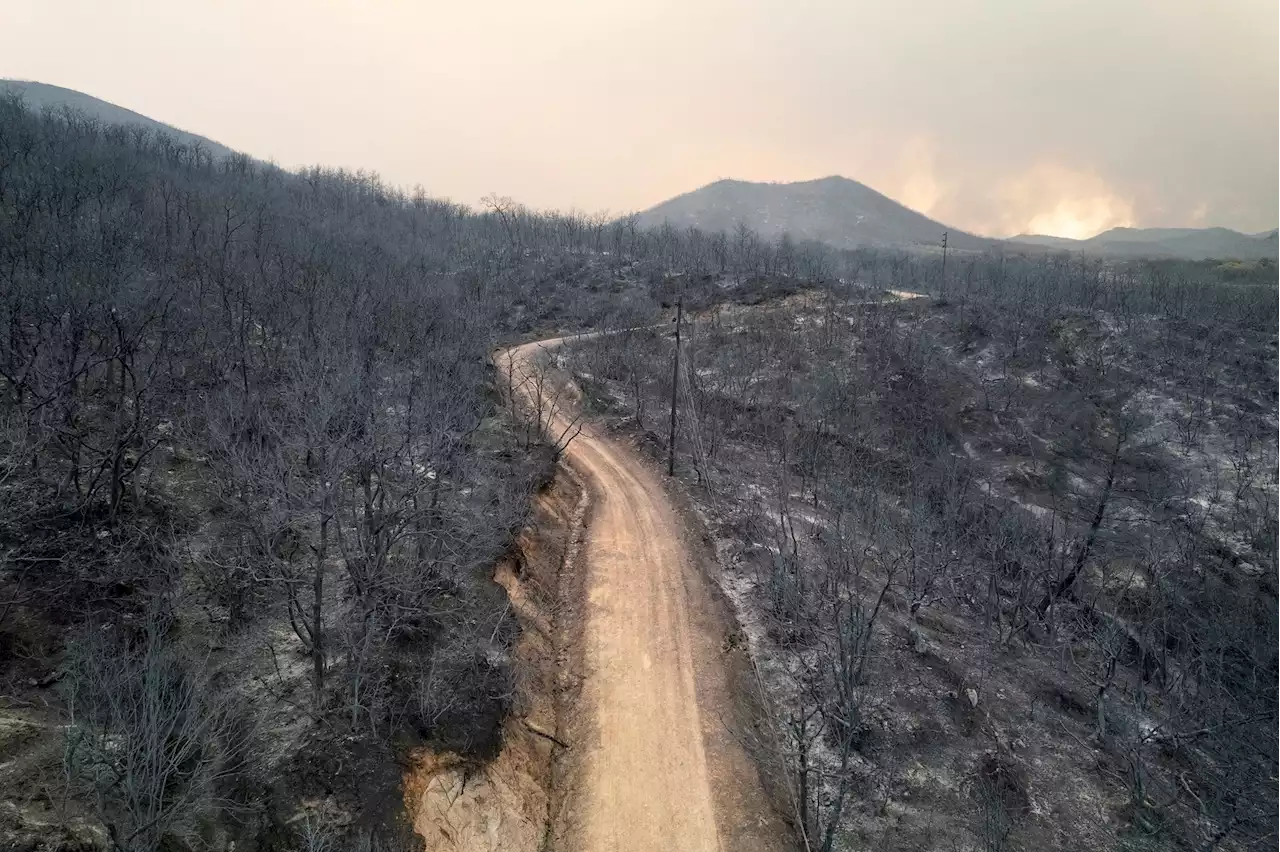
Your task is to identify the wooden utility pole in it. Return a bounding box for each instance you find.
[940,231,948,296]
[667,296,683,477]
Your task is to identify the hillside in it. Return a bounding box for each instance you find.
[566,257,1278,851]
[0,95,681,852]
[0,79,236,159]
[1012,225,1279,260]
[637,176,994,251]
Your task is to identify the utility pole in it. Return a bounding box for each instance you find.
[940,231,948,296]
[667,295,683,477]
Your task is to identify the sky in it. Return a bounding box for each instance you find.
[3,0,1276,238]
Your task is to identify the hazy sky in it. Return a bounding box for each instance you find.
[4,0,1276,237]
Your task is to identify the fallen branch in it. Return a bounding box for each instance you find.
[523,718,570,749]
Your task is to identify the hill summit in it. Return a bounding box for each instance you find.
[636,176,990,251]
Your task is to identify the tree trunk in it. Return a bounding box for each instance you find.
[1038,446,1118,616]
[312,508,328,708]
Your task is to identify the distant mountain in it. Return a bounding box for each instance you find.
[637,176,992,251]
[0,79,235,159]
[1011,226,1278,261]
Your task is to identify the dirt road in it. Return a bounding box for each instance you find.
[502,337,782,852]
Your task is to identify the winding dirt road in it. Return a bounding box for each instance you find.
[503,337,782,852]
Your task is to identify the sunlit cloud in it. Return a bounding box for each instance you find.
[1024,199,1135,240]
[896,136,944,215]
[0,1,1274,233]
[990,164,1135,239]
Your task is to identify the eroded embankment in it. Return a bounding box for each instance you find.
[404,463,588,852]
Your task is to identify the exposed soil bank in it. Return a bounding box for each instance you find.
[404,465,587,852]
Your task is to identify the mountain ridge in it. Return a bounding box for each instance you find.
[1011,225,1278,260]
[640,175,1276,260]
[0,79,236,159]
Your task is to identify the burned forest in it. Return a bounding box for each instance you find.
[1,91,1277,852]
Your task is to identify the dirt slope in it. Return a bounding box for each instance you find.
[504,337,783,852]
